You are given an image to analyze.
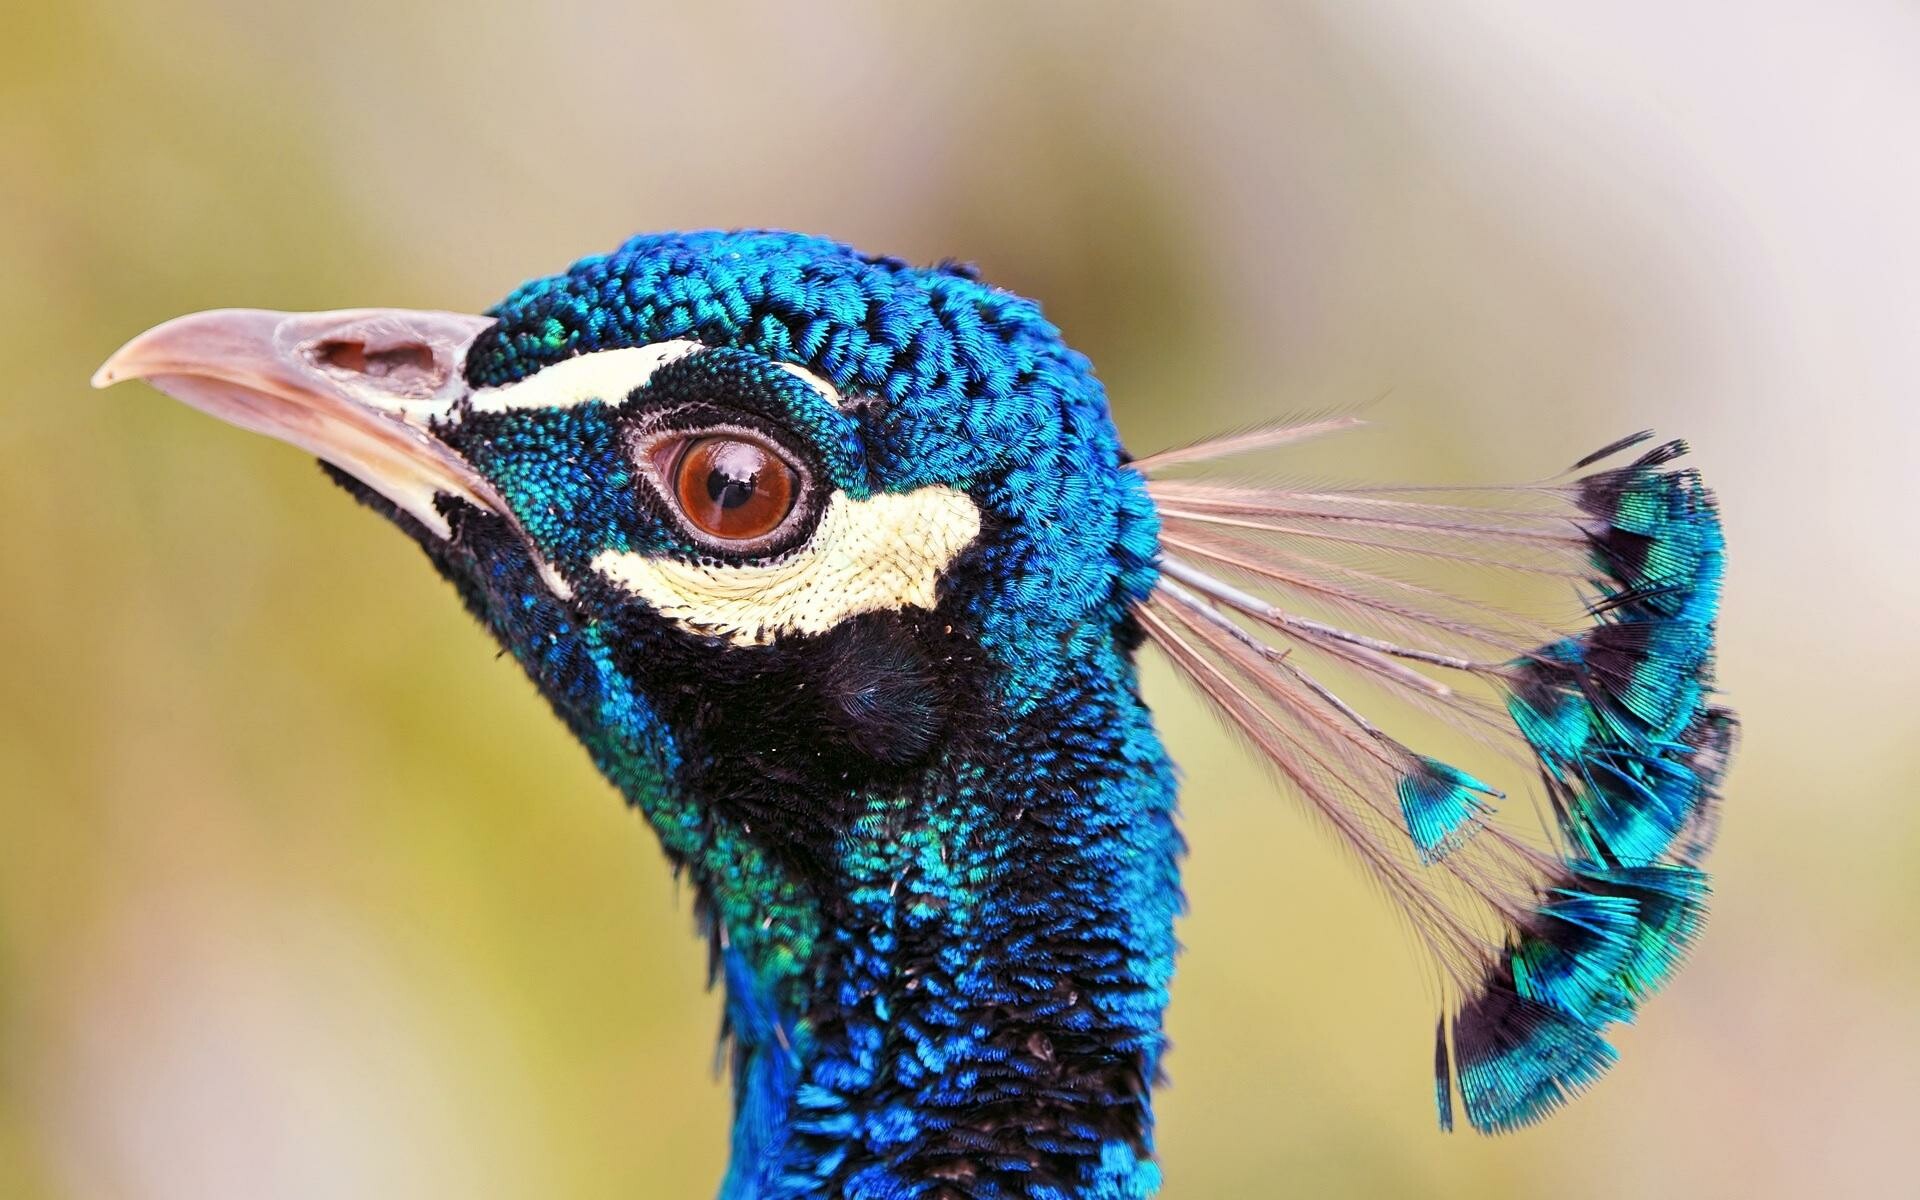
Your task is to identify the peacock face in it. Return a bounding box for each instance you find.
[420,332,1007,785]
[440,337,989,655]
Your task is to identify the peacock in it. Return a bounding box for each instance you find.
[94,230,1733,1199]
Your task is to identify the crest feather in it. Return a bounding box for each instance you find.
[1134,421,1733,1133]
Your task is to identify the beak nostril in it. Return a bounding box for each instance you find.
[314,339,367,373]
[313,338,439,383]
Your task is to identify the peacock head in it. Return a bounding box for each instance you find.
[94,230,1162,837]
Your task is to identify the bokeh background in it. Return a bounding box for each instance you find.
[5,3,1918,1197]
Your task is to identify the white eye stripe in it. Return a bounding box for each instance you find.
[588,486,981,646]
[466,342,701,412]
[466,342,846,414]
[772,360,849,407]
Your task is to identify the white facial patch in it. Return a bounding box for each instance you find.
[589,487,982,646]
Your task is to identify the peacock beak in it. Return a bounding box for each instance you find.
[93,307,503,539]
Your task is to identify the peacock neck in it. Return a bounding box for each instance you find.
[706,650,1184,1200]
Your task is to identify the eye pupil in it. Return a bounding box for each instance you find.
[707,469,756,508]
[702,440,764,509]
[671,435,797,543]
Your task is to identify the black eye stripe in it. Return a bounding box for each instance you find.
[626,401,797,443]
[618,346,820,419]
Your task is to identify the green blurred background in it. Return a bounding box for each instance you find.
[5,3,1917,1197]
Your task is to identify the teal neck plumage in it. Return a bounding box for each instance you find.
[621,644,1179,1200]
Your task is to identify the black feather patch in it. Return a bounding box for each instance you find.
[578,576,995,897]
[816,613,945,765]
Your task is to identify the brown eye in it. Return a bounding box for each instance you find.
[670,435,797,543]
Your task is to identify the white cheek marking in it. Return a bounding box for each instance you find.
[467,342,705,412]
[589,487,981,646]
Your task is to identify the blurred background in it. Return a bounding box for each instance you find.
[4,2,1917,1197]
